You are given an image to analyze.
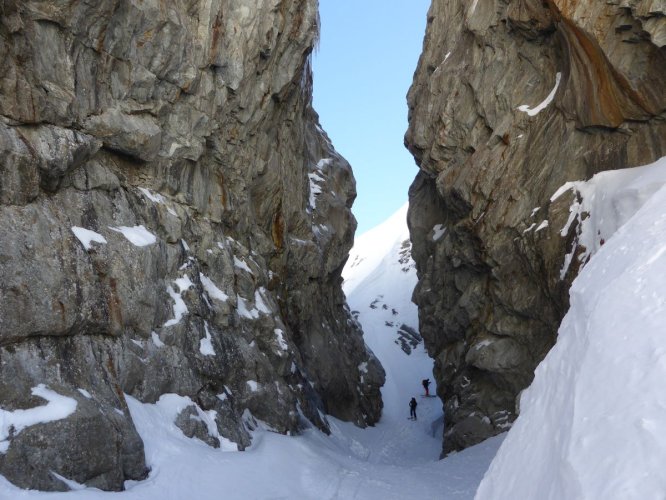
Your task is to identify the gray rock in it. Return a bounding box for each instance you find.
[405,0,666,455]
[443,413,495,455]
[465,337,526,373]
[0,0,384,490]
[0,122,40,204]
[396,324,422,355]
[84,109,161,162]
[0,338,148,491]
[174,405,220,449]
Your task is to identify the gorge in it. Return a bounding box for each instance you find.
[0,0,665,495]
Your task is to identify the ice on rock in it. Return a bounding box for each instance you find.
[0,385,77,454]
[431,224,446,242]
[174,275,193,293]
[71,227,107,251]
[236,295,259,320]
[274,329,288,352]
[200,274,229,302]
[307,159,331,210]
[109,225,157,247]
[164,275,193,327]
[138,187,177,216]
[254,288,272,314]
[137,187,165,204]
[151,331,165,347]
[517,72,561,117]
[535,220,549,232]
[199,322,215,356]
[233,256,252,274]
[77,388,92,399]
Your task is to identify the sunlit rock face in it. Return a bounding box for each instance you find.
[0,0,384,491]
[405,0,665,455]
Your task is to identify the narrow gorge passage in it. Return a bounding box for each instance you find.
[0,206,502,500]
[2,0,665,497]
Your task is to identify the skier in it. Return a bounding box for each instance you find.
[409,397,418,420]
[422,378,431,397]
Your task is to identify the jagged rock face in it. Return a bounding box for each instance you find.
[0,0,384,491]
[405,0,665,455]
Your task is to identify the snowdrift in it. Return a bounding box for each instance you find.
[476,157,666,499]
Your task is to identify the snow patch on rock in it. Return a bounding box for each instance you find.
[109,225,157,247]
[0,385,77,454]
[71,227,107,251]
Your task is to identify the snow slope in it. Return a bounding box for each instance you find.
[0,203,504,499]
[477,156,666,500]
[343,202,443,465]
[343,203,428,420]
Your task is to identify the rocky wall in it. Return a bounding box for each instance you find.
[405,0,665,455]
[0,0,384,491]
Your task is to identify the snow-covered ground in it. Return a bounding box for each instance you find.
[0,203,504,499]
[477,156,666,500]
[7,155,665,498]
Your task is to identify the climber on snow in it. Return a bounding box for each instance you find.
[409,397,418,420]
[422,378,431,396]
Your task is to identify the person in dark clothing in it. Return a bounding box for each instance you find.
[409,397,418,420]
[422,378,431,396]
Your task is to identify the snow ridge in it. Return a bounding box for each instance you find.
[477,157,666,500]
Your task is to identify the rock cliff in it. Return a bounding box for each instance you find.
[0,0,384,491]
[405,0,665,455]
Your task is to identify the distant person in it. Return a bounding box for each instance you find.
[409,397,417,420]
[422,378,431,396]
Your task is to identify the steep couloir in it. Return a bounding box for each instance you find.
[405,0,665,455]
[0,0,384,491]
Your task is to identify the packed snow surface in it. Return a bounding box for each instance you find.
[552,156,666,279]
[477,157,666,500]
[0,203,504,498]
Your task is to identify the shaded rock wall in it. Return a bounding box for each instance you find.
[0,0,384,491]
[405,0,665,455]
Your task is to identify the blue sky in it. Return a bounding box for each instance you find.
[312,0,431,234]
